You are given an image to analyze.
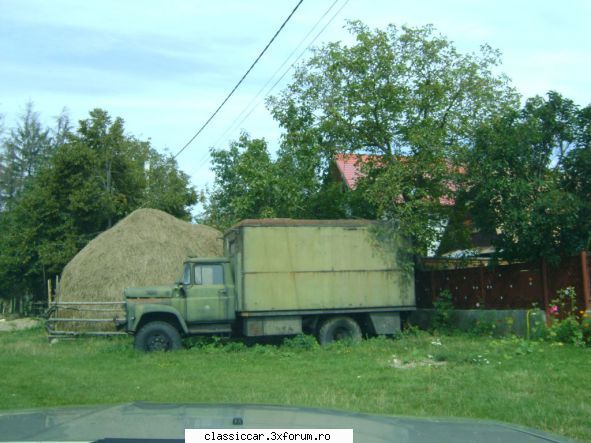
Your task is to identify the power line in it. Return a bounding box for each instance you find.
[190,0,341,175]
[232,0,350,135]
[211,0,341,148]
[173,0,304,160]
[190,0,350,177]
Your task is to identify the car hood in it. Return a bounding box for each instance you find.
[0,402,573,442]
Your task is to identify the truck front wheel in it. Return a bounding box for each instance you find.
[134,321,182,352]
[317,316,362,345]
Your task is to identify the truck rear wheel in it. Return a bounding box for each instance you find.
[317,316,362,345]
[135,321,182,352]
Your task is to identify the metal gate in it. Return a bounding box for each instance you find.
[45,301,127,339]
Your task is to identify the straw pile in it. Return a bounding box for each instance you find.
[59,209,223,303]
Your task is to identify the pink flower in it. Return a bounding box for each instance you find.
[549,305,559,314]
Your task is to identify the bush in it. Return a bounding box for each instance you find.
[526,308,546,339]
[186,336,248,352]
[581,315,591,343]
[470,315,497,337]
[433,289,454,331]
[401,324,424,337]
[281,334,319,350]
[546,287,589,346]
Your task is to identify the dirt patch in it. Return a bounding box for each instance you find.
[389,355,447,369]
[0,318,41,332]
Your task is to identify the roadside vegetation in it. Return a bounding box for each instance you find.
[2,22,590,312]
[1,18,589,443]
[0,327,589,441]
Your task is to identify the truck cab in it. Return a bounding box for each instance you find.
[180,258,235,324]
[124,257,235,351]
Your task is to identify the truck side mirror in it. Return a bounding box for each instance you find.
[176,281,187,297]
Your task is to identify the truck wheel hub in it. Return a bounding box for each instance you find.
[147,333,170,351]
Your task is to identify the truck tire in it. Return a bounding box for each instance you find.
[317,316,362,345]
[134,321,182,352]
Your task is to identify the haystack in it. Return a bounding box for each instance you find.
[59,209,222,303]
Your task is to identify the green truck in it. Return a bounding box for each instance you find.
[124,219,415,351]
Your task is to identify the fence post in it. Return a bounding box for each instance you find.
[581,250,590,311]
[541,259,550,325]
[479,265,485,306]
[430,270,436,308]
[55,275,60,303]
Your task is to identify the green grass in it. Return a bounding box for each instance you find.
[1,327,590,441]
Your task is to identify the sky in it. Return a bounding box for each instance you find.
[1,0,590,200]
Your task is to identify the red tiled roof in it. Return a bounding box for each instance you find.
[333,153,459,206]
[334,154,375,190]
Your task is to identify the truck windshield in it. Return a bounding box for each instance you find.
[194,264,224,285]
[182,264,191,285]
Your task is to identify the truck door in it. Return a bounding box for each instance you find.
[185,263,235,323]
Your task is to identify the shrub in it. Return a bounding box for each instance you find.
[281,334,319,350]
[401,324,424,337]
[526,307,546,339]
[581,314,591,343]
[546,287,588,346]
[433,289,454,331]
[470,315,497,336]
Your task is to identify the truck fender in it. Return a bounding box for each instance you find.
[133,304,189,334]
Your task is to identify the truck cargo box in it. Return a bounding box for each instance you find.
[224,219,415,314]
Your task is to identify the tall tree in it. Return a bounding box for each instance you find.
[203,132,349,230]
[464,92,588,263]
[0,108,197,303]
[522,91,579,165]
[0,102,54,208]
[561,104,591,252]
[265,21,518,254]
[204,134,279,229]
[72,109,140,228]
[52,108,72,148]
[141,150,197,221]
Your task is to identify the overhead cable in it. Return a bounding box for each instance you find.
[173,0,304,160]
[191,0,350,176]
